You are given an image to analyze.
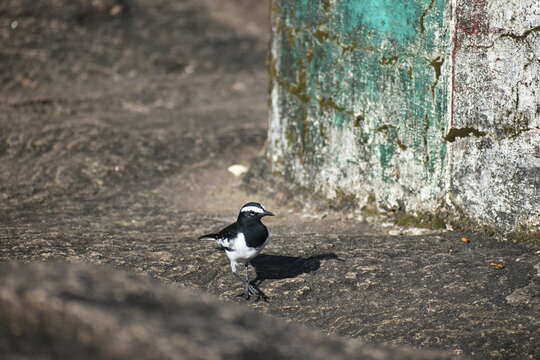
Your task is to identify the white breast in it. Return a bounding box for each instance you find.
[225,232,270,273]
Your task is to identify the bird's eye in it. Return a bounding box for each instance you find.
[249,211,255,216]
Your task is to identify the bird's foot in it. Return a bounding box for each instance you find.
[237,282,268,302]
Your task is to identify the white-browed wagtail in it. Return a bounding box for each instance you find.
[199,202,274,300]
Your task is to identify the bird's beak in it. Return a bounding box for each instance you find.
[263,210,275,217]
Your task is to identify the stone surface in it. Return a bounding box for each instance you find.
[0,262,462,360]
[1,1,539,359]
[266,0,540,236]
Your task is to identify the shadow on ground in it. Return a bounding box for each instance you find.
[252,253,342,282]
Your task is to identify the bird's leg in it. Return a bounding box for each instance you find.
[233,264,248,299]
[235,263,267,301]
[236,263,252,299]
[244,263,250,295]
[246,263,268,301]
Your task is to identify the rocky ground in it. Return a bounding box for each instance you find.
[0,1,539,359]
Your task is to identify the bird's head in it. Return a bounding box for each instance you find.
[237,202,274,223]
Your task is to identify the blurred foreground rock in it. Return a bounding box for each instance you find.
[0,262,458,360]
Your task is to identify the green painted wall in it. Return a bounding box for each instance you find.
[268,0,450,210]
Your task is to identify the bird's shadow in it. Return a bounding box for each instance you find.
[250,253,341,284]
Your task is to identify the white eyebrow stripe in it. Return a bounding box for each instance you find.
[240,206,265,213]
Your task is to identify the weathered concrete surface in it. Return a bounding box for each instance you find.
[1,1,540,359]
[1,262,461,360]
[266,0,540,236]
[449,0,540,233]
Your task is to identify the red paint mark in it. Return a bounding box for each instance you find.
[454,0,489,50]
[451,0,489,128]
[451,24,456,127]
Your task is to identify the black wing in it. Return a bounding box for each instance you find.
[198,222,237,240]
[199,222,239,251]
[214,221,239,240]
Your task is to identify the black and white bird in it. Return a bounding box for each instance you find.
[199,202,274,300]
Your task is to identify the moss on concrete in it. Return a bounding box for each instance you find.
[507,230,540,247]
[354,114,364,127]
[396,138,408,151]
[319,97,345,113]
[419,0,436,34]
[429,56,444,96]
[247,156,539,248]
[379,56,399,65]
[268,56,310,104]
[394,212,446,229]
[444,127,487,142]
[360,193,380,217]
[332,188,358,211]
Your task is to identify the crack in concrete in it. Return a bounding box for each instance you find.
[499,25,540,42]
[464,41,495,50]
[524,57,539,70]
[500,126,540,139]
[462,25,540,50]
[444,127,487,142]
[419,0,436,34]
[428,56,444,97]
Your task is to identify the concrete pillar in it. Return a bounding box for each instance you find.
[266,0,539,236]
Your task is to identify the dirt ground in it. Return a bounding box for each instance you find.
[1,1,539,359]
